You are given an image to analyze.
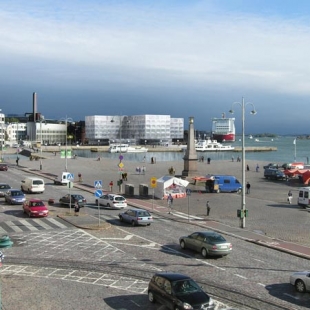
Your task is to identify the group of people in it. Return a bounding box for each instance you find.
[136,166,146,175]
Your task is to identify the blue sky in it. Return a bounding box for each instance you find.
[1,0,310,134]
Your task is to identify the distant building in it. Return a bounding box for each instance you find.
[85,114,184,145]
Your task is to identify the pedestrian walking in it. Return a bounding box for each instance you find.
[142,166,146,175]
[231,156,234,162]
[74,201,80,216]
[287,190,293,204]
[78,173,82,182]
[206,201,211,216]
[256,164,259,172]
[167,193,173,214]
[109,181,113,192]
[246,182,251,194]
[246,164,250,171]
[16,156,19,166]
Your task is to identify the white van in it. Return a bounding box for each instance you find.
[21,177,45,193]
[297,187,310,208]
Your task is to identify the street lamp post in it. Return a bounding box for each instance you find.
[60,116,73,172]
[39,115,45,170]
[229,97,257,228]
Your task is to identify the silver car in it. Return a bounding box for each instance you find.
[119,208,153,226]
[0,183,11,197]
[179,231,232,257]
[290,270,310,293]
[4,189,26,205]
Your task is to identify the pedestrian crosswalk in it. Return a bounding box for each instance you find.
[0,217,73,234]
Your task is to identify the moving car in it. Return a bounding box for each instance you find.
[59,194,87,207]
[148,272,214,310]
[0,183,11,197]
[95,194,127,209]
[23,198,49,217]
[118,208,153,226]
[179,231,232,257]
[0,163,8,171]
[21,177,45,193]
[4,189,26,205]
[290,270,310,292]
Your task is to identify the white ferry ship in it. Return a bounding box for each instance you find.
[211,113,235,142]
[109,144,148,153]
[195,139,235,152]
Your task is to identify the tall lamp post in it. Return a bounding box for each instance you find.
[39,115,45,170]
[229,97,257,228]
[111,115,129,154]
[60,116,73,172]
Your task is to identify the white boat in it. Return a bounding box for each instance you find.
[195,139,234,152]
[249,135,253,139]
[109,144,148,153]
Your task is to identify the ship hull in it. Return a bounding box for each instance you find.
[212,133,235,143]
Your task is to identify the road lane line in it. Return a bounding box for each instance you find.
[5,221,23,232]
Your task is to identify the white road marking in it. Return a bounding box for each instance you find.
[19,219,39,231]
[100,234,134,240]
[46,218,68,229]
[5,221,23,232]
[284,293,299,300]
[234,274,247,279]
[257,283,266,287]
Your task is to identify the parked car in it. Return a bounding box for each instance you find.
[4,189,26,205]
[0,163,8,171]
[118,208,153,226]
[264,168,286,180]
[59,194,87,207]
[95,194,127,209]
[148,272,214,310]
[290,270,310,292]
[0,183,11,197]
[263,163,279,169]
[179,231,232,257]
[23,198,49,218]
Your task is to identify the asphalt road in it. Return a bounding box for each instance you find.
[0,154,309,309]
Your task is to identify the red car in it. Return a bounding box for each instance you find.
[23,199,49,218]
[0,164,8,171]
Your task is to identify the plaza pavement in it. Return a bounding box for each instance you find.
[10,148,310,260]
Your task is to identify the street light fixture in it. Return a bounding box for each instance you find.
[229,97,257,229]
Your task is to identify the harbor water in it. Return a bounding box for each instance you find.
[73,136,310,164]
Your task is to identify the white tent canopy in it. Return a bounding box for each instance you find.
[154,175,189,199]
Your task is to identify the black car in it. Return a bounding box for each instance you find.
[148,272,214,310]
[0,163,8,171]
[59,194,87,207]
[264,168,286,180]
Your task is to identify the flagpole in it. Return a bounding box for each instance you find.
[294,138,296,162]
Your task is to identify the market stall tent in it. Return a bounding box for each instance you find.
[154,176,189,199]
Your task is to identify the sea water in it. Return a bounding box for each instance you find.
[74,136,310,164]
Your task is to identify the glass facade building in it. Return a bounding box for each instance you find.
[85,114,184,144]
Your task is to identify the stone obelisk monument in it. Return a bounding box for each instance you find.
[182,116,198,177]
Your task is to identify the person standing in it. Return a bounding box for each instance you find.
[206,201,211,216]
[246,164,250,171]
[256,164,259,172]
[16,156,19,166]
[109,181,113,192]
[167,193,173,214]
[74,201,80,216]
[246,182,251,194]
[287,190,293,204]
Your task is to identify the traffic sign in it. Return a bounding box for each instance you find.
[95,189,103,197]
[150,177,157,188]
[94,180,103,189]
[67,173,74,180]
[186,189,191,196]
[118,162,124,168]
